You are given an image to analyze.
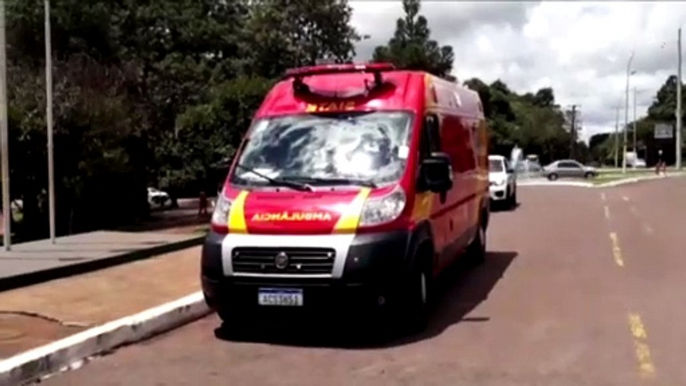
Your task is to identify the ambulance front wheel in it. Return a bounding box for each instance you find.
[395,245,433,334]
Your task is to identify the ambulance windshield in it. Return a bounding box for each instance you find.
[231,111,413,187]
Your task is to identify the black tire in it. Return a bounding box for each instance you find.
[216,306,251,335]
[584,172,595,179]
[466,220,487,267]
[548,173,559,181]
[396,247,432,334]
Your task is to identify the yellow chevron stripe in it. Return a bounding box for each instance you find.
[333,188,371,232]
[227,190,249,233]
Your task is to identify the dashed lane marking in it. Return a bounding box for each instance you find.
[622,195,630,202]
[601,192,606,201]
[609,232,625,267]
[628,313,657,379]
[604,205,611,220]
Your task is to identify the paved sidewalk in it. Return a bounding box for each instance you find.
[0,246,201,359]
[0,230,203,292]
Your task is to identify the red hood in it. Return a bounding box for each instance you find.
[227,188,371,235]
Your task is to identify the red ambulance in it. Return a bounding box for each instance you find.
[201,63,489,332]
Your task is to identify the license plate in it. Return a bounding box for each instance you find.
[258,288,303,306]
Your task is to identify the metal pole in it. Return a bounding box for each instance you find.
[633,87,637,156]
[0,0,10,251]
[615,103,622,169]
[45,0,56,243]
[622,51,634,174]
[677,27,682,170]
[569,105,577,159]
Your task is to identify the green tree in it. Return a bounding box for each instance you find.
[466,77,572,163]
[243,0,362,79]
[371,0,454,79]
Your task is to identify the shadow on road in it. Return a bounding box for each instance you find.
[490,202,521,212]
[213,251,518,349]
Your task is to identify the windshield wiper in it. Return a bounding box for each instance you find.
[282,176,377,189]
[235,164,313,192]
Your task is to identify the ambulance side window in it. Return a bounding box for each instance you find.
[421,113,441,159]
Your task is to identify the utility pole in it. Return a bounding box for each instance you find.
[623,51,635,174]
[45,0,56,243]
[633,87,637,156]
[569,105,578,159]
[615,103,621,169]
[677,27,683,170]
[0,0,10,251]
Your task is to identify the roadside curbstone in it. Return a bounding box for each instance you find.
[0,292,209,386]
[518,173,685,189]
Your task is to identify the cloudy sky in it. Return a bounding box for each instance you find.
[350,1,686,141]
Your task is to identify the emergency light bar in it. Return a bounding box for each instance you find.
[285,63,396,98]
[284,63,396,78]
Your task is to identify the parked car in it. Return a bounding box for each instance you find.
[147,187,170,207]
[543,160,597,181]
[632,158,646,168]
[201,62,490,333]
[489,155,517,208]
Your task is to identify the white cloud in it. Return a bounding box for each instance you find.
[350,1,686,141]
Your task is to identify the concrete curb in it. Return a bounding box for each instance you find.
[0,291,210,386]
[593,174,682,188]
[518,174,685,189]
[518,180,592,188]
[0,235,205,292]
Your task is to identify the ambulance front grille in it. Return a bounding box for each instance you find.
[232,247,336,275]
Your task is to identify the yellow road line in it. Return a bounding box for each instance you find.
[628,314,648,339]
[609,232,624,267]
[604,205,610,220]
[628,313,657,378]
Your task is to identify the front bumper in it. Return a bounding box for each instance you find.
[201,230,413,312]
[489,184,508,201]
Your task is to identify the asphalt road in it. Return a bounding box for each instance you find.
[40,178,686,386]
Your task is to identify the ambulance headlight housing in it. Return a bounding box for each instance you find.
[359,186,406,227]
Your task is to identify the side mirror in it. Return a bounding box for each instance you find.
[421,152,453,193]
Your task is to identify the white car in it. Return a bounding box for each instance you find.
[633,158,646,168]
[489,155,517,208]
[147,187,170,208]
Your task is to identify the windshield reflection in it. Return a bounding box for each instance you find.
[230,111,413,187]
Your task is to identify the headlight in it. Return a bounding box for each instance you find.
[211,193,232,227]
[359,187,406,227]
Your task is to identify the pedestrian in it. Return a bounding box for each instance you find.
[198,191,208,217]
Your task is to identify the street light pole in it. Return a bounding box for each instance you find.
[615,103,622,169]
[677,27,682,170]
[633,87,637,156]
[622,51,635,174]
[0,0,10,251]
[45,0,56,243]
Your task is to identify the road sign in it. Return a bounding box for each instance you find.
[654,123,674,139]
